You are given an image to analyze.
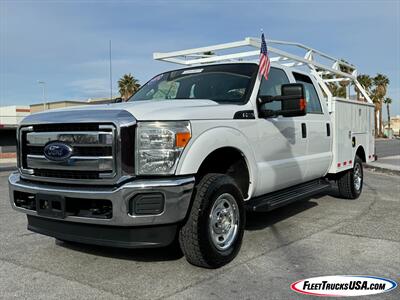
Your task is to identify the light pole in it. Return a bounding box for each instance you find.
[37,81,47,110]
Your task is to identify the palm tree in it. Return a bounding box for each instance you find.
[118,73,140,101]
[319,72,341,97]
[355,74,372,100]
[370,88,381,137]
[384,97,392,130]
[318,61,353,98]
[374,74,390,96]
[202,51,215,56]
[338,59,353,97]
[200,51,215,64]
[373,74,390,136]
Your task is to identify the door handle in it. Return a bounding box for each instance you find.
[301,123,307,138]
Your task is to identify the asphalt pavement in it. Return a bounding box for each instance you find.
[0,170,399,299]
[375,139,400,158]
[369,139,400,173]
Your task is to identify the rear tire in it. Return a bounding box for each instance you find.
[179,174,245,268]
[337,155,363,199]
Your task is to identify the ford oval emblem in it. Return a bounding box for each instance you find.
[43,142,73,161]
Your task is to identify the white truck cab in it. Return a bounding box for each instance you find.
[8,38,375,268]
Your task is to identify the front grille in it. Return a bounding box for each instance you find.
[32,123,100,132]
[19,123,117,183]
[26,145,113,156]
[33,169,101,179]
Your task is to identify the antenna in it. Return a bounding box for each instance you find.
[109,40,112,100]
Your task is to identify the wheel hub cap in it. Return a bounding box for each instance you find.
[209,193,239,251]
[354,163,362,191]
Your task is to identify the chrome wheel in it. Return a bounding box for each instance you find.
[209,193,239,251]
[353,163,362,191]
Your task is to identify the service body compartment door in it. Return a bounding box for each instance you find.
[328,99,375,174]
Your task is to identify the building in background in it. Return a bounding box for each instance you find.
[0,105,30,125]
[0,106,31,158]
[30,97,119,113]
[0,97,118,159]
[384,115,400,137]
[30,100,89,113]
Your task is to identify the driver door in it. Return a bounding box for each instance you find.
[255,67,308,195]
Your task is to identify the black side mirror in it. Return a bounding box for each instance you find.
[258,83,307,118]
[114,97,123,103]
[280,83,307,117]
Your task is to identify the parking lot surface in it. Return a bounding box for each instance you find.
[1,170,399,299]
[375,139,400,158]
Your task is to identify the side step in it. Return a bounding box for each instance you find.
[246,179,331,212]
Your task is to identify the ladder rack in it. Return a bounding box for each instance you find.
[153,37,373,110]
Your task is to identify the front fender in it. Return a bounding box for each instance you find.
[176,126,257,199]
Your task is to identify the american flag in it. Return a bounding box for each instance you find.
[259,33,270,80]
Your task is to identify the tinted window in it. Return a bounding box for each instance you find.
[258,68,290,111]
[293,73,322,113]
[129,63,258,104]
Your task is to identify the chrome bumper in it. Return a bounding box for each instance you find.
[8,172,194,226]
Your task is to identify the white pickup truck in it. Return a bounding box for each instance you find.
[9,38,375,268]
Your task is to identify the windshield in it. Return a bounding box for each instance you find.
[129,63,258,104]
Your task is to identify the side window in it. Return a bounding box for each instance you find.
[293,73,323,114]
[258,67,290,111]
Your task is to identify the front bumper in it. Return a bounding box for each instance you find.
[27,215,179,248]
[8,172,194,227]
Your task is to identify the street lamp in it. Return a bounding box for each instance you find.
[37,81,47,110]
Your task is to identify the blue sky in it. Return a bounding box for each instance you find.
[1,0,399,117]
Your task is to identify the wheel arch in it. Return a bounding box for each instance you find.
[355,145,366,162]
[176,127,257,199]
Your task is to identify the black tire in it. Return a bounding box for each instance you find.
[179,173,245,268]
[337,155,363,199]
[55,238,74,246]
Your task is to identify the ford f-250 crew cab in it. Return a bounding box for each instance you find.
[9,38,375,268]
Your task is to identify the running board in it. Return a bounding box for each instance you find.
[246,179,331,212]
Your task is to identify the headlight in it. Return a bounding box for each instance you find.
[136,121,191,175]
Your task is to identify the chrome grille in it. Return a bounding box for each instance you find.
[17,109,136,185]
[19,124,117,183]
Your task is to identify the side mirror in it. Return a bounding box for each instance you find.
[114,97,123,103]
[280,83,307,117]
[258,83,307,118]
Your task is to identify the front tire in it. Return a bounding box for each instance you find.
[179,174,245,268]
[337,155,363,199]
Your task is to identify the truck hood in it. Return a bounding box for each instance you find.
[32,99,245,121]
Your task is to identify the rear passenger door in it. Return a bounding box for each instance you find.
[292,72,332,180]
